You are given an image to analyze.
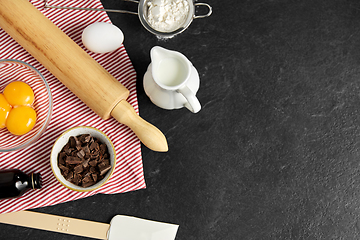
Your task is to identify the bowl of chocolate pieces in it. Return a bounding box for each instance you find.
[50,126,116,192]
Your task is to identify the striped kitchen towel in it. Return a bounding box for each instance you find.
[0,0,146,214]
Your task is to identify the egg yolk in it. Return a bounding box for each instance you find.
[0,94,12,129]
[3,81,35,107]
[6,106,37,135]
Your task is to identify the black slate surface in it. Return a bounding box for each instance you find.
[3,0,360,239]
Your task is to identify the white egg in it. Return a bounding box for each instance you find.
[82,22,124,54]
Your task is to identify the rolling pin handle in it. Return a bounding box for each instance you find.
[111,100,168,152]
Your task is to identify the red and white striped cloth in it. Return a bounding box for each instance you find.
[0,0,146,214]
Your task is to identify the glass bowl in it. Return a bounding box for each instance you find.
[0,59,53,152]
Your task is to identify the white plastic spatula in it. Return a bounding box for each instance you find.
[0,210,179,240]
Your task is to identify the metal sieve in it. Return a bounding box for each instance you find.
[44,0,212,38]
[138,0,212,38]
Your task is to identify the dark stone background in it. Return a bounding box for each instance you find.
[3,0,360,239]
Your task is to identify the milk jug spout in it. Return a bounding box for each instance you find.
[150,46,192,89]
[150,46,169,66]
[150,46,184,64]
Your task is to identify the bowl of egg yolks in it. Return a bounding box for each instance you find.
[0,59,52,152]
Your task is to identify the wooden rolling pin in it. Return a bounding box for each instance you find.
[0,0,168,152]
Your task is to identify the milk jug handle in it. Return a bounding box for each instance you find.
[177,86,201,113]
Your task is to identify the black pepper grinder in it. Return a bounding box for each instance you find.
[0,169,42,199]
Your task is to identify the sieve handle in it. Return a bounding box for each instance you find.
[194,3,212,19]
[43,0,139,15]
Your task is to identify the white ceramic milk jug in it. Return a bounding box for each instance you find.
[143,46,201,113]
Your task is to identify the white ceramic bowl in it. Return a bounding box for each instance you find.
[0,59,53,152]
[50,126,116,192]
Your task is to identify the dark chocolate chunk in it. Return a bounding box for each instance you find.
[82,175,92,183]
[89,141,99,151]
[66,156,82,165]
[72,173,81,185]
[101,158,110,166]
[69,136,77,148]
[82,158,90,168]
[59,164,69,172]
[100,144,107,154]
[89,160,97,167]
[58,152,66,165]
[66,172,74,181]
[74,164,83,174]
[91,173,98,182]
[77,149,85,158]
[84,134,91,143]
[83,145,90,154]
[64,145,72,154]
[90,152,99,159]
[98,162,111,176]
[82,179,95,188]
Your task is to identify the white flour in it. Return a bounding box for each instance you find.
[146,0,190,32]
